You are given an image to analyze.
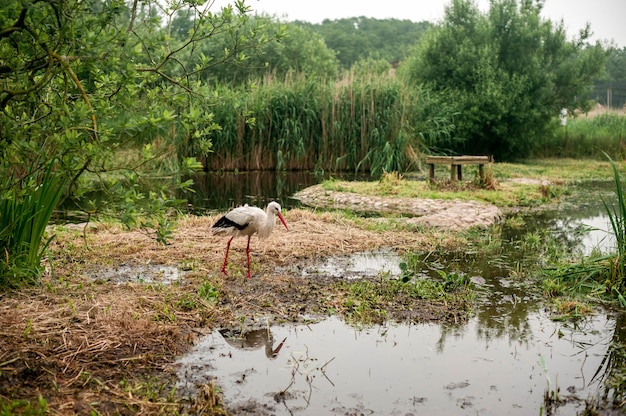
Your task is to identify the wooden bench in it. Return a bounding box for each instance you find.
[425,156,490,183]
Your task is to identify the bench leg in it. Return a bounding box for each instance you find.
[479,164,485,183]
[457,165,462,181]
[429,164,435,183]
[450,164,457,182]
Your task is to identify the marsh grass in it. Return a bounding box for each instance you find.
[537,114,626,159]
[189,74,455,175]
[491,158,614,182]
[334,273,473,325]
[321,175,552,207]
[330,251,476,326]
[318,159,619,211]
[604,156,626,288]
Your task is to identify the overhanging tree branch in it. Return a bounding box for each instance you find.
[50,51,99,144]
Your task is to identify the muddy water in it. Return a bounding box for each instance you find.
[293,248,404,279]
[177,314,613,415]
[173,180,621,415]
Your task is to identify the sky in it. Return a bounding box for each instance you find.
[210,0,626,47]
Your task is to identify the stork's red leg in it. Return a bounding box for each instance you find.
[246,235,252,279]
[221,236,234,275]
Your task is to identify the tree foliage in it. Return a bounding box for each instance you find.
[175,15,338,84]
[0,0,278,285]
[298,17,432,69]
[604,47,626,82]
[592,46,626,108]
[400,0,607,161]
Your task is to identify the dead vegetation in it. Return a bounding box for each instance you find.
[0,283,207,414]
[0,208,473,415]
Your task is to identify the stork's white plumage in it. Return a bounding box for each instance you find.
[210,201,289,278]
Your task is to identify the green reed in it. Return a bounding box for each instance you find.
[0,163,66,288]
[189,73,434,175]
[536,113,626,159]
[603,155,626,291]
[541,154,626,303]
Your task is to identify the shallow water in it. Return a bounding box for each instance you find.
[295,248,404,279]
[561,214,615,256]
[176,314,613,415]
[174,205,621,415]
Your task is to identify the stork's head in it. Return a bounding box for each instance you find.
[267,201,288,231]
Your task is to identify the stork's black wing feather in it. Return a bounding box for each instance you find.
[212,215,248,230]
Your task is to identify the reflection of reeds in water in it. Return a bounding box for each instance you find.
[589,313,626,407]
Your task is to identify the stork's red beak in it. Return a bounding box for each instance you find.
[278,212,289,231]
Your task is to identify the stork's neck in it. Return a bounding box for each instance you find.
[257,208,276,239]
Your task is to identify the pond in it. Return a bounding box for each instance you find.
[173,173,623,415]
[182,170,373,213]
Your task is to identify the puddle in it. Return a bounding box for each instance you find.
[87,263,183,284]
[294,248,403,279]
[561,214,616,256]
[176,314,614,415]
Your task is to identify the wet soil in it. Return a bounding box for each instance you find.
[0,208,473,415]
[294,184,502,230]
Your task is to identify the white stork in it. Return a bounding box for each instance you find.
[210,201,289,278]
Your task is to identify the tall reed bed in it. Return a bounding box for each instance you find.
[535,113,626,159]
[188,74,425,175]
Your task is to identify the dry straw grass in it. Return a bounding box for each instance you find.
[57,208,459,273]
[0,284,203,414]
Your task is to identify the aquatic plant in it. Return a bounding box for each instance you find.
[0,163,66,288]
[603,154,626,290]
[539,155,626,303]
[333,272,473,325]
